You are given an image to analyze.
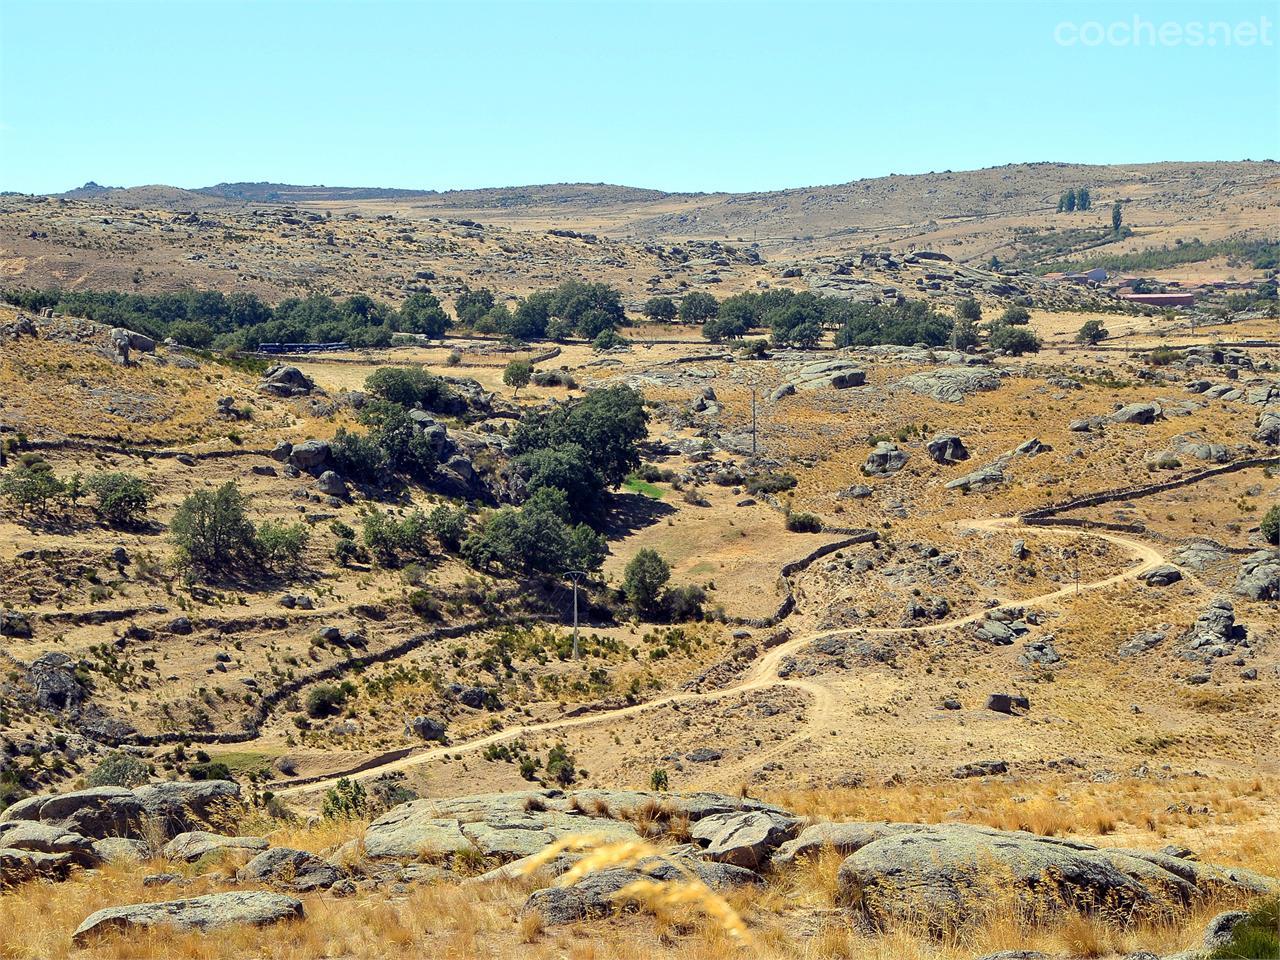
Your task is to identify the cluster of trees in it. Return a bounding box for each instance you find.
[951,299,1042,355]
[0,455,151,526]
[1057,187,1093,212]
[462,385,648,576]
[1,288,453,351]
[169,481,309,579]
[468,280,626,344]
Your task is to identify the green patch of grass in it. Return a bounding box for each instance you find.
[623,474,666,499]
[206,750,281,779]
[687,561,717,576]
[1209,898,1280,959]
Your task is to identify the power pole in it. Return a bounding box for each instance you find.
[566,570,585,659]
[751,386,758,459]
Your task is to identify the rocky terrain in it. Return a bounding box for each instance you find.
[0,162,1277,958]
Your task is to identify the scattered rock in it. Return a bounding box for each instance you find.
[72,892,303,946]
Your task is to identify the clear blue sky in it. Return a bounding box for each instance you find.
[1,0,1276,195]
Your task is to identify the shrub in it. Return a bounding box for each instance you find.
[1076,318,1109,344]
[407,588,441,619]
[745,472,797,495]
[957,298,983,322]
[333,537,366,567]
[649,768,669,791]
[662,584,706,622]
[187,761,233,782]
[87,751,150,788]
[545,744,577,786]
[305,682,354,718]
[364,367,453,411]
[1207,897,1279,959]
[786,512,823,533]
[999,305,1031,326]
[989,325,1042,355]
[427,504,468,551]
[1262,505,1280,545]
[592,328,627,351]
[321,777,368,820]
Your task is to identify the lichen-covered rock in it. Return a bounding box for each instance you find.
[71,892,303,946]
[163,831,268,863]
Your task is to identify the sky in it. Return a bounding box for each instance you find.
[0,0,1277,195]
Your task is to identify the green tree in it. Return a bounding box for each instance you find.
[622,548,671,615]
[951,315,980,351]
[454,287,496,328]
[0,458,66,516]
[364,366,452,410]
[1075,318,1109,344]
[255,520,310,575]
[957,298,983,322]
[503,359,532,396]
[1112,202,1123,234]
[398,292,451,338]
[1060,189,1077,213]
[170,482,259,576]
[427,504,469,551]
[86,472,151,527]
[678,292,719,324]
[999,305,1032,326]
[510,385,647,488]
[1076,187,1092,211]
[643,296,677,322]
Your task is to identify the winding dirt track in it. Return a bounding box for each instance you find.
[272,518,1167,799]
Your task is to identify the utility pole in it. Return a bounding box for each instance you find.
[566,570,586,660]
[751,386,758,459]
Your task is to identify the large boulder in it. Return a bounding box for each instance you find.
[239,847,341,891]
[1234,551,1280,601]
[1111,402,1161,425]
[899,368,1001,403]
[0,847,80,885]
[1256,408,1280,445]
[0,610,31,638]
[946,459,1007,491]
[72,892,303,946]
[0,821,99,866]
[258,365,314,397]
[2,787,143,839]
[523,856,760,926]
[287,439,330,471]
[689,810,800,868]
[163,831,268,863]
[926,433,970,464]
[134,780,242,836]
[864,442,908,477]
[789,360,866,391]
[25,652,86,712]
[833,823,1270,930]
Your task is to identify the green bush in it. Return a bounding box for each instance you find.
[364,367,453,411]
[643,296,677,322]
[87,751,150,788]
[1208,898,1279,959]
[305,682,354,718]
[187,761,233,782]
[745,472,797,496]
[1262,505,1280,545]
[786,512,823,533]
[427,505,468,551]
[678,292,719,324]
[86,472,151,526]
[321,777,368,820]
[989,325,1042,355]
